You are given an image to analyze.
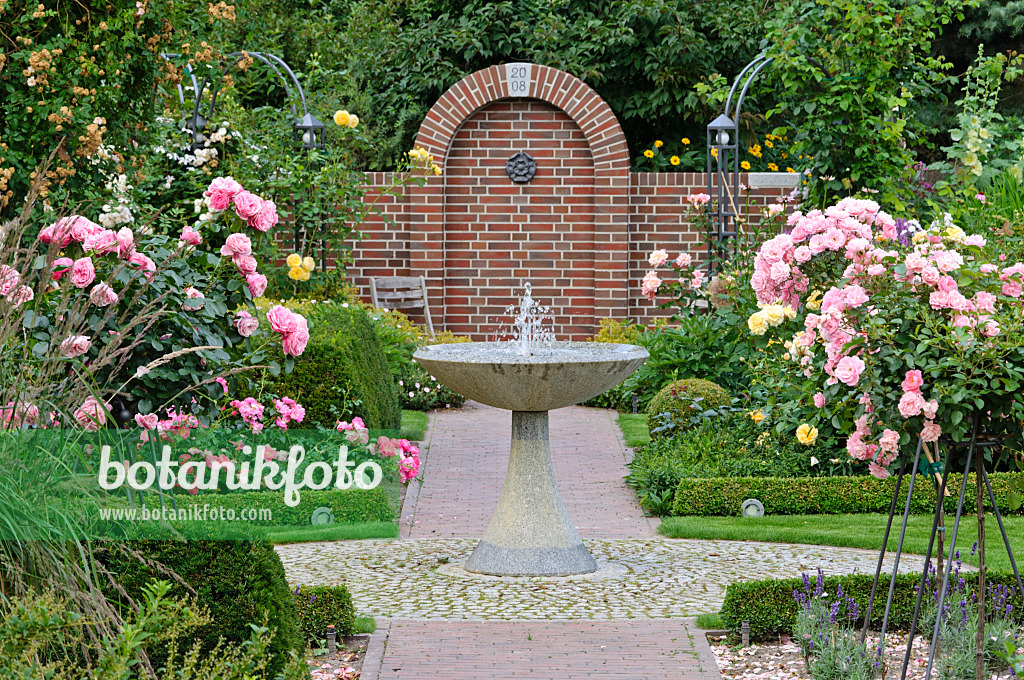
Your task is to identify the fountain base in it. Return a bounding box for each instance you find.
[463,410,598,577]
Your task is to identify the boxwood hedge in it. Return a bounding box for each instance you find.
[720,571,1022,641]
[175,487,394,526]
[672,473,1022,517]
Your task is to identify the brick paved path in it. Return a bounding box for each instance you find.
[367,620,718,680]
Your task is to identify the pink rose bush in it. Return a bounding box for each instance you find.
[744,199,1024,478]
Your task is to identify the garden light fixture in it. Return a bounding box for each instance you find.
[294,111,326,151]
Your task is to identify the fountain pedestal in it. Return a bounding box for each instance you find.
[465,410,596,576]
[413,341,648,577]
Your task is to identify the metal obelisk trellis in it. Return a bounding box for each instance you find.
[858,414,1024,679]
[706,54,773,263]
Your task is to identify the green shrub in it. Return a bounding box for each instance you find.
[586,316,754,411]
[175,488,395,526]
[627,412,852,514]
[720,571,1022,641]
[293,584,356,644]
[272,304,401,429]
[646,378,730,438]
[96,539,302,676]
[367,307,469,411]
[672,473,1024,517]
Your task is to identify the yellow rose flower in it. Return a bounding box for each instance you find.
[286,253,302,268]
[783,305,796,321]
[681,138,690,145]
[288,267,304,281]
[805,290,822,311]
[333,110,350,127]
[654,140,664,148]
[749,410,765,424]
[912,231,929,244]
[301,256,316,272]
[747,311,769,335]
[670,155,681,166]
[347,114,359,128]
[644,149,655,159]
[944,225,967,244]
[763,304,785,326]
[796,423,819,446]
[741,160,752,170]
[298,267,311,282]
[432,163,442,175]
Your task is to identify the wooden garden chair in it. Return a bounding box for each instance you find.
[369,275,434,335]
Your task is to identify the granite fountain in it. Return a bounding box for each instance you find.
[413,284,648,577]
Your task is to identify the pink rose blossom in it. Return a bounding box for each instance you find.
[51,257,74,281]
[834,356,866,387]
[234,310,259,337]
[7,285,33,307]
[180,225,202,246]
[73,396,109,430]
[116,227,135,259]
[898,391,924,418]
[267,305,296,334]
[246,273,268,298]
[204,177,243,211]
[922,399,938,420]
[282,313,309,357]
[135,413,159,429]
[70,257,96,288]
[232,253,258,275]
[641,271,661,301]
[867,264,885,276]
[83,228,119,255]
[813,392,826,408]
[674,253,692,268]
[89,283,119,307]
[1002,281,1022,298]
[215,376,229,395]
[901,370,923,393]
[233,190,264,220]
[844,285,870,308]
[61,335,91,358]
[687,193,710,207]
[67,216,102,243]
[248,200,278,232]
[129,252,156,273]
[921,267,941,286]
[921,421,941,442]
[868,462,890,480]
[980,264,998,274]
[983,320,1000,337]
[220,232,252,257]
[879,429,900,453]
[182,286,205,310]
[648,249,669,267]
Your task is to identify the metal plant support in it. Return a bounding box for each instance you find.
[858,414,1023,679]
[706,54,773,262]
[166,51,328,261]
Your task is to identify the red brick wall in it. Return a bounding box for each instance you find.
[340,63,797,339]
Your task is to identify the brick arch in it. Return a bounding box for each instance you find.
[413,64,631,176]
[406,63,633,339]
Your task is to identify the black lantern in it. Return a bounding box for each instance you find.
[706,113,737,160]
[294,112,326,151]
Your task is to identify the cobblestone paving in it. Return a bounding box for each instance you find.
[276,537,927,620]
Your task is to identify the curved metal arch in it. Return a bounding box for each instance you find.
[707,54,774,261]
[194,50,306,128]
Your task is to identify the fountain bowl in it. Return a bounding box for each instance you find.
[413,341,649,412]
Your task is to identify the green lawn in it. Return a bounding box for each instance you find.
[658,513,1024,573]
[617,413,650,448]
[266,521,398,544]
[401,410,429,441]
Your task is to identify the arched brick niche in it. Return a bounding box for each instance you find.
[343,64,798,339]
[407,63,632,340]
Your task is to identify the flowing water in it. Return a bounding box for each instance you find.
[491,283,555,354]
